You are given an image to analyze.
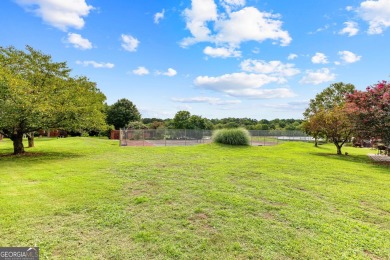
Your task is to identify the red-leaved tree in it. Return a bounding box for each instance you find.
[346,81,390,146]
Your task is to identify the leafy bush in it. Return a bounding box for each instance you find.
[100,125,115,139]
[81,132,90,137]
[212,128,251,145]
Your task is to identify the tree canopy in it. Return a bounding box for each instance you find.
[346,81,390,146]
[303,82,355,154]
[0,46,107,154]
[303,82,355,118]
[172,111,213,130]
[106,98,141,129]
[172,110,191,129]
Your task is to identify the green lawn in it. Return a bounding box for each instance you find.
[0,138,389,259]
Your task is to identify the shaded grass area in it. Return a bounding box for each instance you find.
[0,138,389,259]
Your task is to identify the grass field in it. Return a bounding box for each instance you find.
[0,138,389,259]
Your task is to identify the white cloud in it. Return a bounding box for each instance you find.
[221,0,246,12]
[309,24,331,34]
[165,68,177,77]
[132,66,149,76]
[181,0,218,46]
[338,51,362,63]
[157,68,177,77]
[15,0,93,31]
[194,72,295,99]
[311,52,328,64]
[339,21,359,36]
[66,33,92,50]
[224,88,296,99]
[346,6,354,11]
[214,7,291,46]
[240,59,300,77]
[299,68,336,85]
[358,0,390,34]
[154,9,165,24]
[264,101,309,111]
[203,46,241,58]
[287,53,298,60]
[121,34,139,52]
[76,60,114,68]
[222,0,246,7]
[181,2,291,49]
[172,97,241,105]
[196,73,278,89]
[192,59,299,99]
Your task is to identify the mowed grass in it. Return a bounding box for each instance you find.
[0,138,389,259]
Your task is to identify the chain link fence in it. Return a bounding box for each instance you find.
[119,129,312,146]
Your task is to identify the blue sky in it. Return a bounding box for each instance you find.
[1,0,389,119]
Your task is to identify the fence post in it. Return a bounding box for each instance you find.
[119,128,122,146]
[185,129,187,146]
[164,129,167,146]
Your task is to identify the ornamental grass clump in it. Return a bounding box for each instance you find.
[212,128,251,145]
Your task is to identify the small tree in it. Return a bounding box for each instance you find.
[302,115,323,147]
[303,82,355,154]
[316,106,353,155]
[106,98,141,130]
[149,121,165,129]
[346,81,390,147]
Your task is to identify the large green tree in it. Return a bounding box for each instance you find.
[0,46,107,154]
[106,98,141,129]
[172,111,213,130]
[303,82,355,154]
[188,115,213,130]
[173,110,191,129]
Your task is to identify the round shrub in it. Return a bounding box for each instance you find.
[212,128,251,145]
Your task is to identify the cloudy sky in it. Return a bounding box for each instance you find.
[1,0,389,119]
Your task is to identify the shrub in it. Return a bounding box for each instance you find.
[100,125,115,139]
[212,128,251,145]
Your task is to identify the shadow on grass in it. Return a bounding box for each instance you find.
[0,138,87,161]
[212,143,254,149]
[309,151,389,168]
[0,150,84,162]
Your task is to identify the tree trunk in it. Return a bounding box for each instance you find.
[335,142,342,155]
[12,133,25,155]
[314,136,318,147]
[27,132,34,147]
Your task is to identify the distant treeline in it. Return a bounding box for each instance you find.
[141,117,303,131]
